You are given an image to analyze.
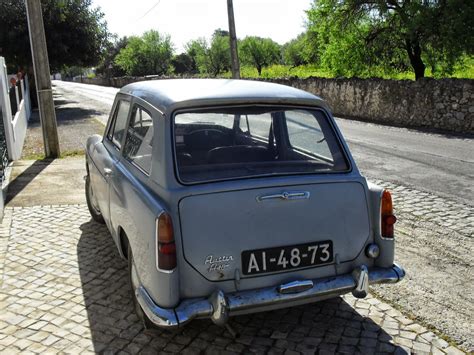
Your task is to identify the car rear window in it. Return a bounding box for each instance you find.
[173,107,349,184]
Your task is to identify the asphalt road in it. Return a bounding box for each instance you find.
[53,80,474,206]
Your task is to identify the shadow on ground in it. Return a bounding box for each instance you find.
[26,105,104,126]
[78,220,407,354]
[5,159,52,204]
[21,109,104,159]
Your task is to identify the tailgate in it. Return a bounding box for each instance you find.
[178,181,370,282]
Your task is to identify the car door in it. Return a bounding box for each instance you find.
[91,94,132,227]
[107,98,156,263]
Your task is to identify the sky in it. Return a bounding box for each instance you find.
[91,0,313,52]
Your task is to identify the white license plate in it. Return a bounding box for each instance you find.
[242,240,333,275]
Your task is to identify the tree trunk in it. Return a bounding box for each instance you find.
[257,64,262,76]
[405,38,425,80]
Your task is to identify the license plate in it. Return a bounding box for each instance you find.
[242,241,333,275]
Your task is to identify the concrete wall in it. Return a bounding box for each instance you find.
[74,76,474,134]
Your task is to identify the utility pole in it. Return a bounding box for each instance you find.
[25,0,60,158]
[227,0,240,79]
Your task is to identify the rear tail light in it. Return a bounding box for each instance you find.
[156,212,177,271]
[381,189,397,238]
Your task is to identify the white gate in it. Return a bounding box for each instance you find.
[0,56,31,162]
[0,56,31,219]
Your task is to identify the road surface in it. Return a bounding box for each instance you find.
[53,80,473,206]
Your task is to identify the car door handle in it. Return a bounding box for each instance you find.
[103,167,113,178]
[256,191,310,202]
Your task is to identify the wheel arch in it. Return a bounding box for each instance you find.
[117,226,130,260]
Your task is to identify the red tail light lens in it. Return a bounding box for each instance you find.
[381,190,397,238]
[156,212,177,270]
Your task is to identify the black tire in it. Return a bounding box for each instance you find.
[128,244,155,329]
[85,174,105,224]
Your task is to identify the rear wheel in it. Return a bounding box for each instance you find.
[128,244,155,329]
[85,173,104,224]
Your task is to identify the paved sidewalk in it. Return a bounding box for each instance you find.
[6,158,86,207]
[0,204,464,354]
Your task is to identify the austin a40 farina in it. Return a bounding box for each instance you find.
[85,79,405,328]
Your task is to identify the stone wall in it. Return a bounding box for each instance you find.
[73,76,474,134]
[270,77,473,134]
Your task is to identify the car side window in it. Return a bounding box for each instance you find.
[107,100,131,149]
[285,110,333,161]
[123,105,153,174]
[239,113,272,140]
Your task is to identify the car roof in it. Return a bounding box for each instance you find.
[119,79,329,114]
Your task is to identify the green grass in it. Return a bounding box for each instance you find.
[21,152,47,161]
[220,64,334,79]
[450,57,474,79]
[60,149,85,158]
[220,58,474,80]
[22,149,85,161]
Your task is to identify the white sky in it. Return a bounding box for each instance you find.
[91,0,313,52]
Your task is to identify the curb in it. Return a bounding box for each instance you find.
[0,161,14,221]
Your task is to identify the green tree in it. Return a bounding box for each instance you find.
[239,36,281,75]
[185,38,208,74]
[207,33,231,76]
[96,36,129,77]
[172,53,195,75]
[115,30,174,76]
[282,33,311,67]
[185,30,231,76]
[306,0,474,79]
[0,0,110,72]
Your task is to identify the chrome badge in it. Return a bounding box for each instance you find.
[205,255,234,273]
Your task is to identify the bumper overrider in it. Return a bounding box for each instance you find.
[135,264,405,328]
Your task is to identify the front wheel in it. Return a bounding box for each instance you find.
[85,174,105,224]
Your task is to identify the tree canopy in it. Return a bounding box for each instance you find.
[171,53,196,75]
[115,30,174,76]
[185,30,231,77]
[282,34,309,68]
[0,0,110,72]
[306,0,474,79]
[239,36,281,75]
[95,36,128,77]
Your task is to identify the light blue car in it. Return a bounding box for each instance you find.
[85,79,404,329]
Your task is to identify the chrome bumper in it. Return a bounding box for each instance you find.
[136,264,405,328]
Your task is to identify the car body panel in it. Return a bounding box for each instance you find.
[178,181,371,282]
[85,79,401,319]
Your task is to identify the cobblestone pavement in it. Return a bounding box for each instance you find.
[369,178,473,352]
[0,204,466,354]
[370,178,474,239]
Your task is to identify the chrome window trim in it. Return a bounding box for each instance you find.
[117,92,165,116]
[122,103,154,177]
[105,96,132,151]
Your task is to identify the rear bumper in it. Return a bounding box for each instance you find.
[135,263,405,328]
